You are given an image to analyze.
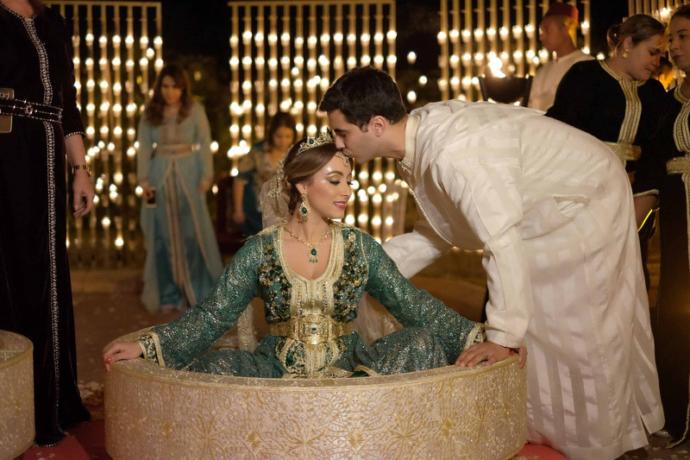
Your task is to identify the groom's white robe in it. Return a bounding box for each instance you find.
[385,100,663,459]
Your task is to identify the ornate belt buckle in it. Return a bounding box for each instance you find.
[299,314,327,345]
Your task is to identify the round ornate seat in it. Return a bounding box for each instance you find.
[0,330,34,459]
[105,342,527,460]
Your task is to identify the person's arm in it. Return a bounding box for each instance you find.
[434,124,533,350]
[103,237,261,369]
[362,232,484,363]
[136,116,154,196]
[58,13,94,217]
[381,218,450,278]
[65,136,94,217]
[195,103,213,193]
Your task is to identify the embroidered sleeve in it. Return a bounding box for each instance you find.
[463,323,486,350]
[362,231,481,363]
[137,332,165,367]
[64,131,84,140]
[149,237,262,369]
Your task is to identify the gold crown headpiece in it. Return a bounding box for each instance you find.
[297,129,334,155]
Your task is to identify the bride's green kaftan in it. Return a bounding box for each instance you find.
[139,224,484,378]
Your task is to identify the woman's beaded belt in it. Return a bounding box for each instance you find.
[154,143,196,156]
[604,142,641,163]
[667,155,690,270]
[0,97,62,124]
[269,315,354,346]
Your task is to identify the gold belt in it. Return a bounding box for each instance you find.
[269,315,354,346]
[604,142,641,163]
[666,155,690,270]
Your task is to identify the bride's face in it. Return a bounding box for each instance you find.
[298,154,353,221]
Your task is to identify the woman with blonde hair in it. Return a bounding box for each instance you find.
[137,64,223,312]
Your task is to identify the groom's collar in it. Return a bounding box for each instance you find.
[400,114,419,174]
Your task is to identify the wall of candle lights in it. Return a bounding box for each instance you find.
[52,0,663,265]
[46,1,163,266]
[227,0,406,243]
[437,0,592,101]
[628,0,685,21]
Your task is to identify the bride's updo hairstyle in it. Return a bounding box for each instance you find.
[281,135,352,214]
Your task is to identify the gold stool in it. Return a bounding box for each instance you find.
[0,330,34,458]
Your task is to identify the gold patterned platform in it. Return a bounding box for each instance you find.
[0,330,34,459]
[105,339,527,460]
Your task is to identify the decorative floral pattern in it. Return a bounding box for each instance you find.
[105,355,527,459]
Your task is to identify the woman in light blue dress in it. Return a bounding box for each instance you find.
[137,64,223,312]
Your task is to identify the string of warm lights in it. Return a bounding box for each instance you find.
[437,0,592,101]
[46,1,163,265]
[628,0,686,21]
[227,0,404,242]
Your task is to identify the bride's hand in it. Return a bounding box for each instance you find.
[102,341,143,372]
[455,341,522,368]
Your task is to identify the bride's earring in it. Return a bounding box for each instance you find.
[298,194,310,223]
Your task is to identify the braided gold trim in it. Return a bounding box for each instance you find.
[599,61,643,145]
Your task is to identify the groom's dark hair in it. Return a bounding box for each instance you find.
[319,66,407,129]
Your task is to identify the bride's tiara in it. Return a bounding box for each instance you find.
[297,129,334,155]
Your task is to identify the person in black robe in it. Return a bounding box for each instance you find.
[634,5,690,445]
[546,14,668,286]
[0,0,94,445]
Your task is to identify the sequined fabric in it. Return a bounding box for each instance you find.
[141,224,482,378]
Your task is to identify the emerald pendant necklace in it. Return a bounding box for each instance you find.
[283,225,331,264]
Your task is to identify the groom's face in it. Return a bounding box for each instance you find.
[327,110,376,164]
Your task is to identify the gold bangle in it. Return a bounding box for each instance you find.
[72,164,91,176]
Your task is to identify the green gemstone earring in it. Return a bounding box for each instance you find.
[298,194,309,223]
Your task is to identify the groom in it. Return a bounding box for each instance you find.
[319,67,662,460]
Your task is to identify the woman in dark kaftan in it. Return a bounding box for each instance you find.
[546,14,667,284]
[0,0,93,445]
[103,133,515,378]
[634,6,690,444]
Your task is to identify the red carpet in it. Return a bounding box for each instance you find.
[20,420,109,460]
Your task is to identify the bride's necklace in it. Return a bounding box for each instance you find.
[283,225,331,264]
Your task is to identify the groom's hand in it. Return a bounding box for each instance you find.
[455,341,525,368]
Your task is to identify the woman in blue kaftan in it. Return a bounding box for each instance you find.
[137,64,223,312]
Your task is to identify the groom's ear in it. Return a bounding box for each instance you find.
[369,115,388,137]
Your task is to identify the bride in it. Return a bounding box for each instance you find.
[103,131,517,377]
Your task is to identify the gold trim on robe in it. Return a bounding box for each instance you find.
[599,61,643,166]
